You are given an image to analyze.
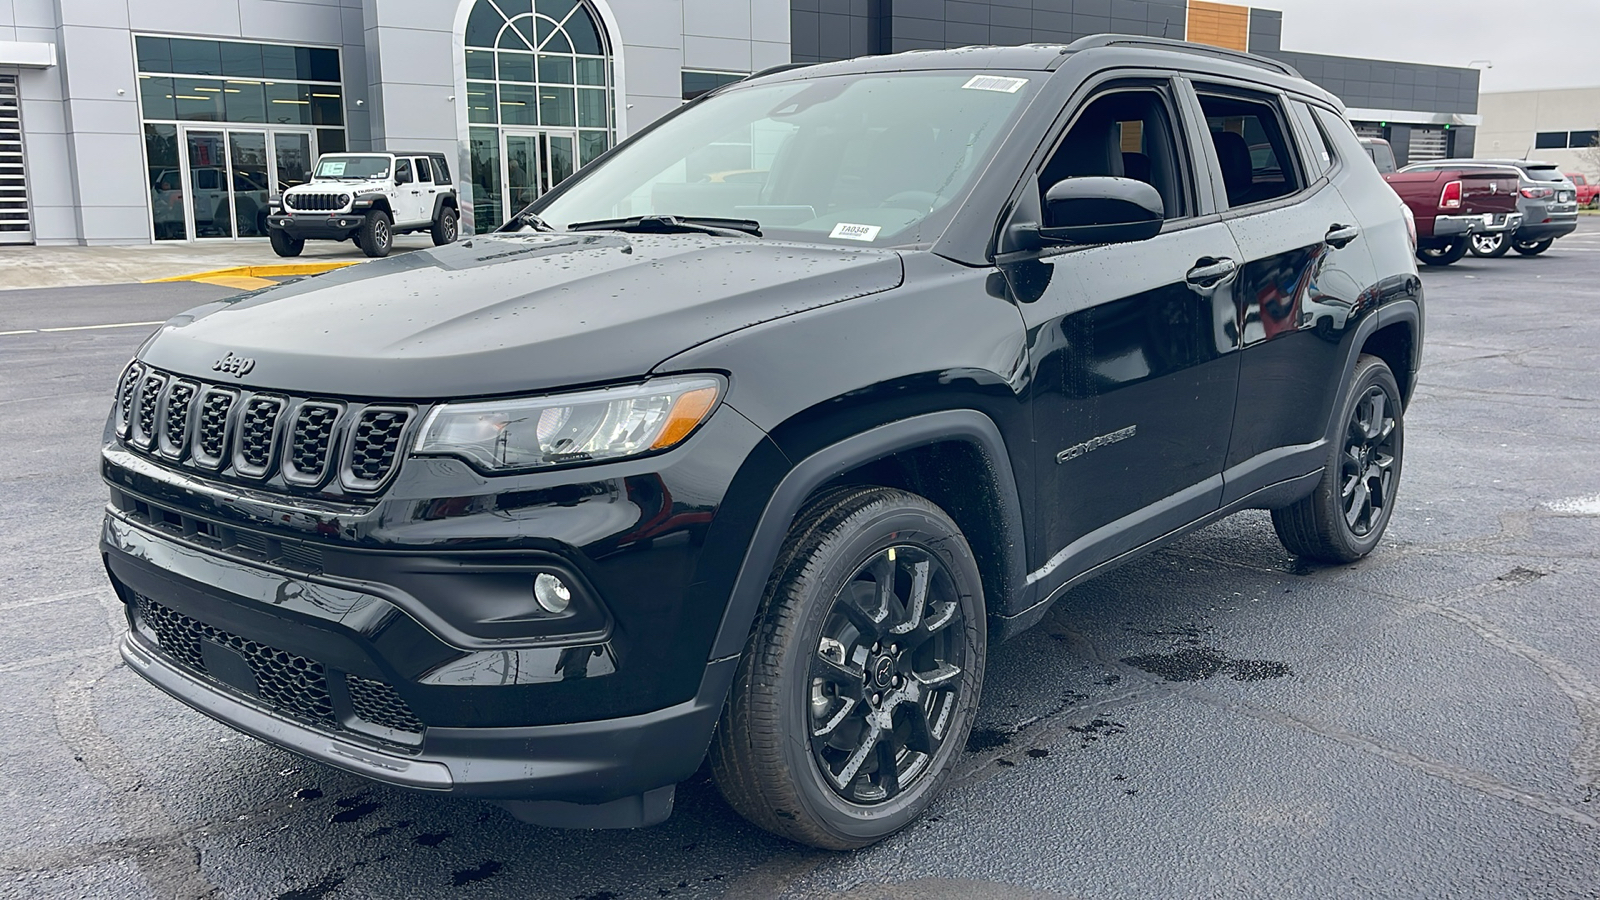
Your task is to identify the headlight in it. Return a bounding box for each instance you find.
[414,375,723,472]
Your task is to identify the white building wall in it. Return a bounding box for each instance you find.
[1478,87,1600,180]
[0,0,788,245]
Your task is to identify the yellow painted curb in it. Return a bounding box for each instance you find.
[191,275,281,290]
[145,261,359,283]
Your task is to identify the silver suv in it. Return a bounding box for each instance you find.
[266,152,460,258]
[1402,158,1578,257]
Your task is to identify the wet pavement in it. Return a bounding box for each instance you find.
[2,222,1599,899]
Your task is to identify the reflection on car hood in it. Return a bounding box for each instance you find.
[287,180,389,194]
[139,233,905,399]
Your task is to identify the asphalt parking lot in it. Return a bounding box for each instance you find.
[3,221,1599,900]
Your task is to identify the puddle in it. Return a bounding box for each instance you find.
[965,727,1012,752]
[1121,646,1292,682]
[276,873,344,900]
[451,860,504,887]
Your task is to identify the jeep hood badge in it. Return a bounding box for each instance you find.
[213,351,256,377]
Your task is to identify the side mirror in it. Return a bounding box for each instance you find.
[395,170,412,185]
[1041,176,1164,245]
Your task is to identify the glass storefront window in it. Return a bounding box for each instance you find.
[579,130,609,166]
[224,81,267,124]
[470,126,503,234]
[145,124,186,241]
[539,87,574,127]
[499,52,534,83]
[265,82,312,126]
[467,82,498,124]
[466,49,496,81]
[501,84,536,126]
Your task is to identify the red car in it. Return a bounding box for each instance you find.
[1567,173,1600,209]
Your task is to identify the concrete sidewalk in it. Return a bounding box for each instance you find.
[0,234,435,291]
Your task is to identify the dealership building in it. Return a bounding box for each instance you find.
[0,0,1480,246]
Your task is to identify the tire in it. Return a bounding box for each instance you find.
[1469,232,1509,258]
[431,205,459,246]
[268,229,304,258]
[1512,239,1553,256]
[1416,239,1468,266]
[710,487,987,850]
[1272,354,1404,563]
[357,210,393,258]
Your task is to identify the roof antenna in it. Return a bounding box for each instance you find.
[1161,18,1171,38]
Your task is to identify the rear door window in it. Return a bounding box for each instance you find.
[1196,90,1303,208]
[432,157,451,184]
[414,158,432,183]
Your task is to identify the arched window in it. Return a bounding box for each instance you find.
[463,0,615,233]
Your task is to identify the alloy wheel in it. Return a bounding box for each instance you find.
[1341,385,1398,536]
[808,545,967,805]
[375,220,390,249]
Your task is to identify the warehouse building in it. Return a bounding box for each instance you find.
[0,0,1478,246]
[1476,87,1600,180]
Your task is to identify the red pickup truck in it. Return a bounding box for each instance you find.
[1566,173,1600,209]
[1383,167,1523,266]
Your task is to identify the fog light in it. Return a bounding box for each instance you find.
[533,572,572,614]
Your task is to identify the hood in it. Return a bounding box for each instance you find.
[285,180,388,195]
[140,233,904,399]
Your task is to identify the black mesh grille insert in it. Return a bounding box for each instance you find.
[237,396,284,474]
[116,364,142,433]
[134,594,336,727]
[346,674,425,734]
[347,409,409,486]
[161,381,197,455]
[286,192,350,212]
[134,373,165,448]
[287,403,340,482]
[195,389,236,464]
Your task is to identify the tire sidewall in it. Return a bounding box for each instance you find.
[1317,357,1404,558]
[773,504,986,847]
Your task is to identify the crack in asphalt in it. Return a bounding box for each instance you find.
[48,662,223,900]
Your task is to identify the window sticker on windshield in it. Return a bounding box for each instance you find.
[830,223,882,242]
[962,75,1028,94]
[322,161,346,175]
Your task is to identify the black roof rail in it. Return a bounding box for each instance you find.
[1061,34,1302,78]
[744,62,813,81]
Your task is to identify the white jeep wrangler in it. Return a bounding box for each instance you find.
[266,151,459,258]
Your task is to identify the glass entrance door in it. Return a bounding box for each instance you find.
[502,130,541,217]
[500,128,577,223]
[174,126,313,239]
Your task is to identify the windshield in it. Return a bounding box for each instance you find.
[1524,165,1567,182]
[315,155,391,180]
[532,71,1038,245]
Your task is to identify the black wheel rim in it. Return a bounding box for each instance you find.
[1341,385,1398,537]
[808,545,967,805]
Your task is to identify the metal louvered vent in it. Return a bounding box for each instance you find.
[194,389,237,467]
[285,402,341,484]
[160,381,197,458]
[286,192,350,212]
[133,372,166,449]
[345,409,410,488]
[234,396,285,476]
[115,363,143,436]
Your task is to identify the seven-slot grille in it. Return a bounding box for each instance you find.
[285,192,350,212]
[113,363,412,494]
[133,593,424,740]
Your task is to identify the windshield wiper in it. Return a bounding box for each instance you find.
[497,211,556,233]
[566,215,762,238]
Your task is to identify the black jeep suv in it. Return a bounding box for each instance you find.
[101,36,1421,850]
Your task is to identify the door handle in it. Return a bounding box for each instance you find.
[1185,257,1238,289]
[1325,223,1361,248]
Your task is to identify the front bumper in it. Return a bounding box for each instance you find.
[1431,211,1522,238]
[267,213,362,239]
[104,510,739,823]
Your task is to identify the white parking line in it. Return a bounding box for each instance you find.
[0,320,163,336]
